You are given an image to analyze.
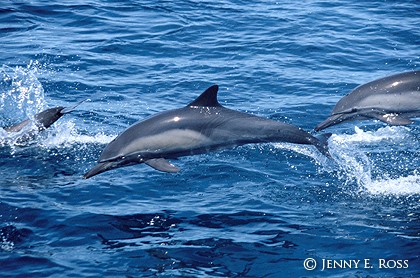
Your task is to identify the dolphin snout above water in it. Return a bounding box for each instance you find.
[2,101,84,144]
[84,85,331,179]
[315,70,420,131]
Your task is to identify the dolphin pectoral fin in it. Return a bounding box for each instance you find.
[372,113,414,126]
[145,158,180,173]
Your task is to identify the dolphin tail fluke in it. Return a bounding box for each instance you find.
[61,99,87,114]
[313,133,332,158]
[83,162,115,179]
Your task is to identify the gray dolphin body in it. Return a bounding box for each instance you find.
[315,70,420,131]
[84,85,330,179]
[4,106,67,133]
[2,101,82,144]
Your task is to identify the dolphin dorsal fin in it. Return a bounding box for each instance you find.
[187,85,221,107]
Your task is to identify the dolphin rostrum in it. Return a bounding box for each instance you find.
[84,85,331,179]
[315,70,420,131]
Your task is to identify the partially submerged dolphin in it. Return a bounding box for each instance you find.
[84,85,330,179]
[1,101,83,144]
[315,70,420,131]
[4,106,70,133]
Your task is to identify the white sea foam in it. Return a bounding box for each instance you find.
[38,120,116,149]
[273,126,419,196]
[328,126,419,196]
[363,172,420,195]
[332,126,411,144]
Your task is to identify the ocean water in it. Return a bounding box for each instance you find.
[0,0,419,277]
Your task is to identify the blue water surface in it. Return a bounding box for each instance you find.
[1,1,419,277]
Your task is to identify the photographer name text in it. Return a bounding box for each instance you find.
[303,258,409,271]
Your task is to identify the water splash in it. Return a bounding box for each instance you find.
[331,126,412,144]
[39,120,116,149]
[0,62,47,125]
[365,171,420,195]
[0,62,116,149]
[273,126,419,196]
[327,126,419,196]
[1,62,46,146]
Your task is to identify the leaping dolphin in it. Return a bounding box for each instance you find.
[2,101,84,145]
[315,70,420,131]
[84,85,331,179]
